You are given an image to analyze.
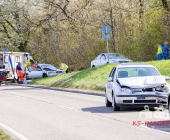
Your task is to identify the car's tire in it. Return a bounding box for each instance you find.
[105,96,112,107]
[43,73,47,78]
[92,65,95,68]
[112,93,120,111]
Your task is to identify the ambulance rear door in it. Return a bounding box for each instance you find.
[0,52,3,69]
[3,51,10,71]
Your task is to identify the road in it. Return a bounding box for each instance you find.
[0,85,170,140]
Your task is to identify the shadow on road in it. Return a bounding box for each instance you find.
[81,106,144,114]
[146,120,170,133]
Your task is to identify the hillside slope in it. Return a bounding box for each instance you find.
[30,60,170,91]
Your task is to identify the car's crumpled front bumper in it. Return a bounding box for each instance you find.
[115,92,168,108]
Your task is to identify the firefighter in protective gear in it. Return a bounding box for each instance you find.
[59,63,69,73]
[31,62,38,70]
[16,62,22,74]
[16,62,25,83]
[157,43,162,60]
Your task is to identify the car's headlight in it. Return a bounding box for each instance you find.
[165,84,170,92]
[155,86,163,92]
[120,88,132,94]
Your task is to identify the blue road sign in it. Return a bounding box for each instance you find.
[103,34,110,40]
[102,25,111,34]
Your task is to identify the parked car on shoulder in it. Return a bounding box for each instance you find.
[26,64,65,79]
[91,53,133,68]
[105,63,170,111]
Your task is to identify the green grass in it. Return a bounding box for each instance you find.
[0,129,13,140]
[30,60,170,91]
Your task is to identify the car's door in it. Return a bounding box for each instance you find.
[106,68,114,99]
[29,67,42,78]
[37,66,43,78]
[92,54,101,67]
[107,67,116,101]
[99,54,108,66]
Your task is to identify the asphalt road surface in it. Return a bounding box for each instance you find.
[0,85,170,140]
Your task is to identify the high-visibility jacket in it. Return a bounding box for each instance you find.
[31,64,37,70]
[60,63,68,71]
[157,46,162,54]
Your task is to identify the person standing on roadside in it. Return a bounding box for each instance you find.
[161,42,169,60]
[16,62,22,74]
[59,63,69,73]
[157,42,162,60]
[16,62,22,83]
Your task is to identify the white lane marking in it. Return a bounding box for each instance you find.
[56,104,80,111]
[0,122,29,140]
[2,92,81,112]
[140,125,170,135]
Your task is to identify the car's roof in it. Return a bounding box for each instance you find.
[38,64,53,66]
[102,53,123,55]
[116,63,155,68]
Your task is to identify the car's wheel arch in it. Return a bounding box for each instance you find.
[112,90,114,98]
[43,73,47,78]
[112,90,117,103]
[168,95,170,109]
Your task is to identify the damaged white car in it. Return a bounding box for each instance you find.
[105,63,170,111]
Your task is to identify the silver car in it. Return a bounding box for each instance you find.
[91,53,133,68]
[26,64,65,79]
[105,63,170,111]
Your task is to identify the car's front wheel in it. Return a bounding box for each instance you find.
[43,73,47,78]
[112,94,120,111]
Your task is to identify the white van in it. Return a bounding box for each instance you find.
[0,51,34,81]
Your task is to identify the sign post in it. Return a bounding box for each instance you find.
[102,25,111,63]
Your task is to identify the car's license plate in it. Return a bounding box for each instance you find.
[137,96,145,99]
[145,97,154,99]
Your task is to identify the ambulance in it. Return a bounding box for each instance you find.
[0,51,34,81]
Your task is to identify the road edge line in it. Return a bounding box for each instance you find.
[9,83,105,97]
[0,122,29,140]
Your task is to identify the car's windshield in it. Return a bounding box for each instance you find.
[117,67,160,78]
[41,65,57,70]
[106,54,126,59]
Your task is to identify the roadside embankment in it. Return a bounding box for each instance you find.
[0,129,12,140]
[30,60,170,91]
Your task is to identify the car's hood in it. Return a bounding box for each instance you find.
[117,76,166,88]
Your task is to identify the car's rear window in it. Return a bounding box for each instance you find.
[117,67,160,78]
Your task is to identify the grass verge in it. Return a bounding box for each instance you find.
[30,60,170,91]
[0,129,13,140]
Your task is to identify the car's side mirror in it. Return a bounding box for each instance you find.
[162,75,170,80]
[107,77,113,82]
